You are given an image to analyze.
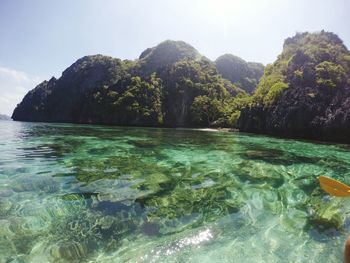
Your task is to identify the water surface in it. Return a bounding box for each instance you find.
[1,121,350,262]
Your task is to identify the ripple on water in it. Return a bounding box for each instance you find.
[1,121,350,262]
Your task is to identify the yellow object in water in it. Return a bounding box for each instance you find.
[319,176,350,197]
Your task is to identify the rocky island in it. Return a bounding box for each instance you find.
[12,41,261,128]
[12,31,350,143]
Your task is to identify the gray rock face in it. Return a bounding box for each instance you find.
[237,85,350,143]
[12,55,125,123]
[139,40,201,76]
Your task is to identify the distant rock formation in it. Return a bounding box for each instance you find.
[215,54,264,93]
[0,114,11,120]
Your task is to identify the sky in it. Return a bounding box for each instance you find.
[0,0,349,116]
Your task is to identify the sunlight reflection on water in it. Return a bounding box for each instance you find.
[141,228,214,262]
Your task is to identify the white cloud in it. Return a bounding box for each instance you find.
[0,66,42,116]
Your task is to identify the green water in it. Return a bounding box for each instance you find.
[1,121,350,262]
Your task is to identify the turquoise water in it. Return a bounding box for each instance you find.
[1,121,350,262]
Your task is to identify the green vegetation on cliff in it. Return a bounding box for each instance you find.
[13,40,252,128]
[252,31,350,107]
[237,31,350,143]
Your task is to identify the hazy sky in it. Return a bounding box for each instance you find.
[0,0,349,116]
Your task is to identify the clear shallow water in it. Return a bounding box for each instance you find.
[1,121,350,262]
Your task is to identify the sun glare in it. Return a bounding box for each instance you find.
[199,0,265,26]
[202,0,237,19]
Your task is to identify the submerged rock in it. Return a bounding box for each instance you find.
[0,200,14,217]
[128,139,160,148]
[12,176,59,193]
[306,190,345,230]
[138,179,243,236]
[141,221,160,236]
[236,160,285,188]
[49,240,94,262]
